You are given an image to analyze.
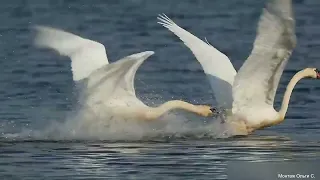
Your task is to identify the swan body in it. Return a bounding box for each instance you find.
[33,26,214,121]
[228,68,320,135]
[158,0,320,135]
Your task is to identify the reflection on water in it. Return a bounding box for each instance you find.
[1,135,319,179]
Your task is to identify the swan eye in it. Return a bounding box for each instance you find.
[314,68,319,74]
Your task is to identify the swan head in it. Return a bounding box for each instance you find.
[210,107,218,113]
[196,105,215,117]
[315,68,320,79]
[304,68,320,79]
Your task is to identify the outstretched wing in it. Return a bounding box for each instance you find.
[157,14,237,109]
[83,51,154,106]
[232,0,296,112]
[33,25,109,81]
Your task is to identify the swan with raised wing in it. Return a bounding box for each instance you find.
[33,26,215,121]
[158,0,320,135]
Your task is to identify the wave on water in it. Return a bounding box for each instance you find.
[1,99,238,142]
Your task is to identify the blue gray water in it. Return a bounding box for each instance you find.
[0,0,320,179]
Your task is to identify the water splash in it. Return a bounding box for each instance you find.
[1,95,236,141]
[1,115,236,142]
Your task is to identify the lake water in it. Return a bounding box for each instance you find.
[0,0,320,179]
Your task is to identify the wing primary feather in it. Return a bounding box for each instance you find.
[32,25,109,81]
[232,0,296,111]
[157,13,237,108]
[204,37,212,46]
[84,51,154,105]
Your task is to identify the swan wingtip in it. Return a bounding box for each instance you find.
[143,51,155,57]
[146,51,155,55]
[32,25,55,32]
[129,51,155,59]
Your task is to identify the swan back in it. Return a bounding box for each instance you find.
[33,25,109,81]
[83,51,154,107]
[232,0,296,113]
[157,14,237,109]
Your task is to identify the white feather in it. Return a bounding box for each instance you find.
[158,0,296,128]
[84,51,154,107]
[232,0,296,119]
[33,25,109,81]
[157,14,237,109]
[32,25,156,120]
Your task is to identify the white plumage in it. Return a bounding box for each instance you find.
[158,0,320,135]
[33,26,215,122]
[33,25,109,81]
[157,14,237,109]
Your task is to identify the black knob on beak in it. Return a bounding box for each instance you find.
[210,107,217,113]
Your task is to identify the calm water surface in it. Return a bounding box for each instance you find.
[0,0,320,179]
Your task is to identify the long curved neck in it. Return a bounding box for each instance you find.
[145,100,200,120]
[278,70,309,119]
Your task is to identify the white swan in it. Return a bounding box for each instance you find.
[158,0,320,135]
[32,26,215,121]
